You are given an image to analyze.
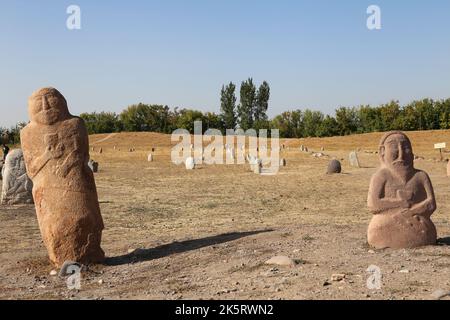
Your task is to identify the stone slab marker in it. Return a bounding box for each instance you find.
[367,131,437,249]
[1,149,34,205]
[185,157,195,170]
[20,87,105,267]
[349,151,360,167]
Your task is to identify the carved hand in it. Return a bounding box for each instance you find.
[55,163,70,178]
[45,143,64,160]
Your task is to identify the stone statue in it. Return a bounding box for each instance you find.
[367,131,437,249]
[20,87,105,267]
[1,149,34,205]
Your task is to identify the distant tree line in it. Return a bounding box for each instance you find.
[2,80,450,144]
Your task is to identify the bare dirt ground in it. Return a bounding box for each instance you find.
[1,130,450,300]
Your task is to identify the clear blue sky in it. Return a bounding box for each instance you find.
[1,0,449,127]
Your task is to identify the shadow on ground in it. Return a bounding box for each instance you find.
[438,237,450,246]
[104,229,273,266]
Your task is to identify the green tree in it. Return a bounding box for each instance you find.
[317,115,338,137]
[202,112,223,131]
[335,107,357,136]
[220,82,237,131]
[237,78,256,130]
[254,81,270,130]
[175,109,204,133]
[80,112,122,134]
[303,109,324,137]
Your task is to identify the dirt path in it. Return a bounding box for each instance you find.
[90,133,119,146]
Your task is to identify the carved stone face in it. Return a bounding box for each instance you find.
[381,133,414,171]
[28,88,69,125]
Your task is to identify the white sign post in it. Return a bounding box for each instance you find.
[434,143,446,161]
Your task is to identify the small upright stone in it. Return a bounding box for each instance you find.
[98,148,102,154]
[253,159,262,174]
[280,159,286,167]
[88,159,99,173]
[327,159,342,174]
[185,157,195,170]
[148,153,153,162]
[1,149,34,205]
[349,151,360,167]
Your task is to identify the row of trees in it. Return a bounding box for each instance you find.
[272,99,450,138]
[79,78,271,135]
[2,81,450,143]
[78,97,450,138]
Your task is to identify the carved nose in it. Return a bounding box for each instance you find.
[42,96,50,110]
[397,143,404,160]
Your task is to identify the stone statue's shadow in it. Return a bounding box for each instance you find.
[437,237,450,246]
[104,229,273,266]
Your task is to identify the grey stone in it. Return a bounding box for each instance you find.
[1,149,33,205]
[59,261,83,277]
[88,160,99,173]
[327,160,342,174]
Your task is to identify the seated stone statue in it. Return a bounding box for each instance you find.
[367,131,437,249]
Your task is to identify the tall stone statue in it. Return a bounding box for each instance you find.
[1,149,33,205]
[367,131,437,249]
[20,87,105,267]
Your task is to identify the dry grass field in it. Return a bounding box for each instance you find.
[1,130,450,300]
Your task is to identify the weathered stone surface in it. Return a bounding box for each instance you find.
[1,149,34,205]
[20,87,105,267]
[312,152,325,158]
[367,131,437,249]
[431,289,450,300]
[0,160,3,180]
[280,158,286,167]
[58,260,82,277]
[265,256,296,267]
[185,157,195,170]
[349,151,360,167]
[327,159,342,174]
